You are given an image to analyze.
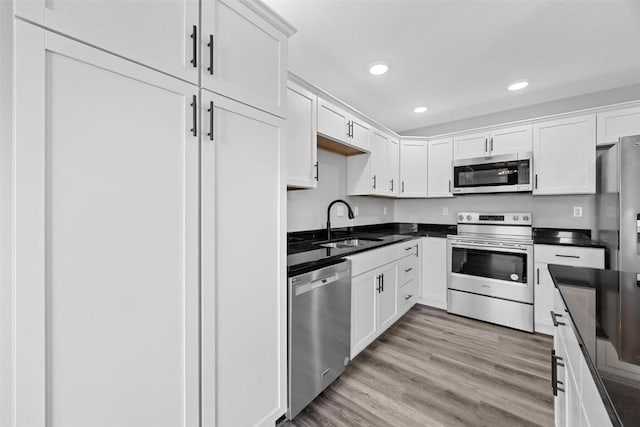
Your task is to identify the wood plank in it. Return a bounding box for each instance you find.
[286,305,554,427]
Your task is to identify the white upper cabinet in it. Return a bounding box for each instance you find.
[453,125,532,159]
[201,0,292,118]
[370,129,389,195]
[597,106,640,145]
[317,97,370,151]
[489,124,533,155]
[13,21,200,427]
[15,0,200,84]
[453,131,489,159]
[387,137,400,196]
[399,139,428,198]
[533,115,596,195]
[286,81,317,189]
[427,137,453,198]
[318,97,350,144]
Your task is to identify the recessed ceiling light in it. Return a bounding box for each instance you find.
[508,80,529,91]
[369,63,389,76]
[413,106,428,113]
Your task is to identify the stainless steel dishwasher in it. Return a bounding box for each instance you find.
[287,260,351,420]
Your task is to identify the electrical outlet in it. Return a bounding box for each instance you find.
[336,205,345,217]
[383,206,388,215]
[442,207,449,215]
[354,206,359,216]
[573,206,583,217]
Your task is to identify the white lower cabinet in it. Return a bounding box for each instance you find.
[534,245,604,335]
[418,237,448,309]
[553,289,612,427]
[348,241,419,358]
[201,89,286,427]
[13,21,201,427]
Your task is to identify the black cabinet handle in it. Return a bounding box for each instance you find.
[485,138,488,153]
[551,349,565,396]
[405,294,412,300]
[555,254,580,259]
[190,94,197,137]
[372,175,377,189]
[415,243,419,257]
[536,268,540,285]
[207,101,214,141]
[346,121,351,138]
[402,181,405,193]
[448,179,452,193]
[376,275,381,293]
[190,25,197,67]
[550,310,566,327]
[381,273,384,292]
[314,162,319,181]
[390,179,394,191]
[490,136,494,152]
[405,267,413,273]
[535,174,538,189]
[207,34,214,75]
[350,121,354,138]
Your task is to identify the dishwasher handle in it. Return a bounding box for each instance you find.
[294,270,350,296]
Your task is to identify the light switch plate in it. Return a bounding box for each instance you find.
[336,205,345,217]
[354,206,359,216]
[383,206,388,215]
[442,207,449,215]
[573,206,583,217]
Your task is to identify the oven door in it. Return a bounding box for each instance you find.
[447,238,534,303]
[452,152,531,194]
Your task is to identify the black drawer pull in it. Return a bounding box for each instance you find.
[404,267,413,273]
[550,310,566,327]
[555,254,580,259]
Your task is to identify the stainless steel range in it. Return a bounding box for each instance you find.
[447,212,534,332]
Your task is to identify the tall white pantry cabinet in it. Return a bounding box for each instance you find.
[5,1,295,427]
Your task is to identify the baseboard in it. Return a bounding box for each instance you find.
[416,297,446,310]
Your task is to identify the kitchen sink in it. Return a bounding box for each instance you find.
[314,237,382,249]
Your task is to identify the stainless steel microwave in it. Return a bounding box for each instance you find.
[452,152,532,194]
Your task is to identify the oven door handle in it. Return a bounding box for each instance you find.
[449,241,530,253]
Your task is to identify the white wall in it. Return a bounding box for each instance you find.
[394,193,597,231]
[287,149,394,232]
[402,83,640,136]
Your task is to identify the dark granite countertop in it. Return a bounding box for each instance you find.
[533,227,607,248]
[287,222,455,276]
[549,264,640,427]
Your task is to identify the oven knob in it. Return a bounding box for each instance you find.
[523,215,529,221]
[458,214,464,221]
[466,215,472,221]
[513,215,519,221]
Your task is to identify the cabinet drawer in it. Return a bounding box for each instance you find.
[534,244,604,268]
[398,279,418,313]
[348,239,419,277]
[398,255,418,286]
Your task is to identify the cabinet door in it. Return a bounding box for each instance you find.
[453,131,489,159]
[533,115,596,195]
[554,337,567,427]
[318,97,349,143]
[400,139,428,197]
[420,237,448,309]
[351,272,378,358]
[387,137,400,196]
[377,264,398,332]
[597,106,640,145]
[15,0,198,84]
[349,117,371,150]
[489,124,532,155]
[534,263,555,335]
[427,137,453,198]
[201,90,286,427]
[286,82,317,188]
[14,21,199,427]
[201,0,288,117]
[370,130,389,195]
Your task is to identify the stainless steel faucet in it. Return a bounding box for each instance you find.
[326,199,355,241]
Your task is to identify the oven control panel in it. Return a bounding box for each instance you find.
[457,212,532,225]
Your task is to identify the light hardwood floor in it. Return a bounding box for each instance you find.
[288,304,554,427]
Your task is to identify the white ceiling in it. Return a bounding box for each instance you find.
[264,0,640,133]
